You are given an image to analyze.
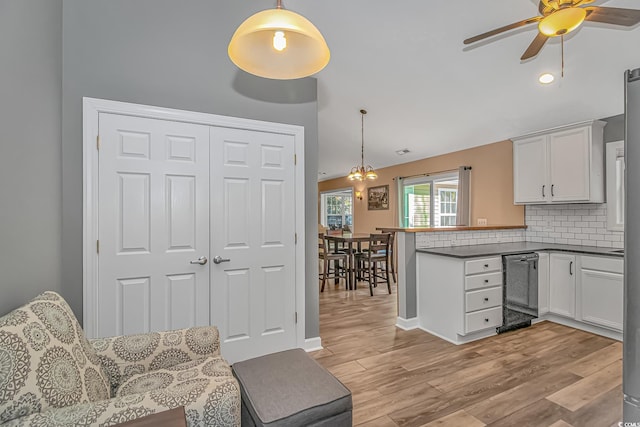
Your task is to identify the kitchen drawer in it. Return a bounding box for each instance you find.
[465,286,503,312]
[581,255,623,274]
[465,271,503,291]
[465,257,502,275]
[465,306,503,334]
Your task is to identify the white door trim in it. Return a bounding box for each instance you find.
[83,97,306,351]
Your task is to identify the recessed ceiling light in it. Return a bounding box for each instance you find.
[396,148,411,156]
[539,73,555,84]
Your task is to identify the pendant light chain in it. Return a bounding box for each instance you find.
[361,110,365,169]
[561,34,565,78]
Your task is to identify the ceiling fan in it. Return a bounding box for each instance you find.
[464,0,640,61]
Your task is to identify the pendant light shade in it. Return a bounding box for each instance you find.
[228,1,330,80]
[347,109,377,181]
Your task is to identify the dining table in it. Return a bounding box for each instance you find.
[324,233,371,290]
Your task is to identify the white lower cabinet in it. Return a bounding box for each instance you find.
[549,253,577,318]
[537,252,550,315]
[579,256,623,332]
[417,253,502,345]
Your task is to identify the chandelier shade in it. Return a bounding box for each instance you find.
[347,110,377,181]
[228,1,330,80]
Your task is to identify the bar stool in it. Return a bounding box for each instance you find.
[319,233,348,292]
[355,233,392,296]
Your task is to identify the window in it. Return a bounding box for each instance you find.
[399,173,459,228]
[438,188,457,226]
[320,189,353,230]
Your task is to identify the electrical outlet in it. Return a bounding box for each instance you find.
[477,218,488,226]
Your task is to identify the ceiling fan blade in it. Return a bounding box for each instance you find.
[521,32,549,60]
[585,6,640,26]
[464,16,542,45]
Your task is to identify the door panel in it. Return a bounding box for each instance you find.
[549,127,590,201]
[211,127,296,363]
[549,253,576,318]
[98,113,210,337]
[513,135,547,204]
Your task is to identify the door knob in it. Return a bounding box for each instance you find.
[190,256,208,265]
[213,256,231,264]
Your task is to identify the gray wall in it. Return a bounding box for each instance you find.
[604,114,625,143]
[61,1,320,338]
[0,1,63,315]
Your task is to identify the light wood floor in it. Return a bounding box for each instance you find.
[312,280,623,427]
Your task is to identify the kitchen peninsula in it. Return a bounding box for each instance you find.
[388,226,624,345]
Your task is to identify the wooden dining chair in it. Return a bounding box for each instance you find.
[319,233,348,292]
[355,233,392,296]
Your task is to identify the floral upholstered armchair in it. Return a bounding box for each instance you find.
[0,291,240,426]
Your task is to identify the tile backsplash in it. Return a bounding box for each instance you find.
[524,203,623,248]
[415,203,623,249]
[415,229,526,248]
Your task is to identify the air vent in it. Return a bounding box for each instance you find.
[395,148,411,156]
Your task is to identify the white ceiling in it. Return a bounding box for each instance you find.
[286,0,640,181]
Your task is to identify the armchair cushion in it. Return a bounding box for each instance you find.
[89,326,220,396]
[0,292,110,424]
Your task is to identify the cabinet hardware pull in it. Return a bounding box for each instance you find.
[484,297,489,302]
[569,261,573,275]
[484,279,489,283]
[484,318,489,322]
[542,185,546,197]
[484,264,489,268]
[551,184,555,197]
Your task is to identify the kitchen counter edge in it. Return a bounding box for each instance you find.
[416,242,624,259]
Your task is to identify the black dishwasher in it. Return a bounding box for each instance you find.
[497,253,539,334]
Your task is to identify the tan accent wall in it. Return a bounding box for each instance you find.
[318,140,525,234]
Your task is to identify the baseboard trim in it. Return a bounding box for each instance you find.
[303,337,323,352]
[396,316,419,330]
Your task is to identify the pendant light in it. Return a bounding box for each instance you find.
[348,110,377,181]
[228,0,330,80]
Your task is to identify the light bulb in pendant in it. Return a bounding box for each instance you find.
[273,31,287,51]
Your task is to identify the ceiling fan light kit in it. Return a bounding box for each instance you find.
[228,0,330,80]
[538,7,587,36]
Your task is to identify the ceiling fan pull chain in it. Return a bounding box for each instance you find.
[561,34,565,78]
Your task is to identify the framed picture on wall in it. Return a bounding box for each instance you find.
[368,185,389,210]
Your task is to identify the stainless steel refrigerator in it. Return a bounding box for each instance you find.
[624,67,640,421]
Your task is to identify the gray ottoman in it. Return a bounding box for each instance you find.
[232,348,352,427]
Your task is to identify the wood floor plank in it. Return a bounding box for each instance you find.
[567,342,623,377]
[312,280,622,427]
[465,370,582,424]
[420,410,485,427]
[356,415,399,427]
[546,360,622,411]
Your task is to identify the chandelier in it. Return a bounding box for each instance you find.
[348,109,377,181]
[228,0,330,80]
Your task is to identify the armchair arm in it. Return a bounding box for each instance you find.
[4,375,241,427]
[89,326,220,394]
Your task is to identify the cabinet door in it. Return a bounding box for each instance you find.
[549,253,576,318]
[513,135,548,204]
[548,126,590,202]
[537,252,550,315]
[580,269,623,331]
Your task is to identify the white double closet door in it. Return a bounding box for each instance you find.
[94,110,298,363]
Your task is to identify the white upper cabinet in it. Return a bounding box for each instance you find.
[513,120,606,204]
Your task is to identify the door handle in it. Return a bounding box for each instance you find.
[542,185,545,198]
[190,256,208,265]
[569,261,573,276]
[551,184,555,197]
[213,256,231,265]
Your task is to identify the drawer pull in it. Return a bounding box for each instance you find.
[484,279,489,283]
[484,264,489,268]
[484,318,490,322]
[484,297,489,302]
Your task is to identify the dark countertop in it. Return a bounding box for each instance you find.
[416,242,624,259]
